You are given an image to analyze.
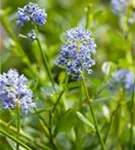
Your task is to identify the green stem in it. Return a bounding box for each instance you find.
[0,60,1,73]
[48,112,58,150]
[0,119,50,150]
[85,4,92,29]
[16,106,20,150]
[130,83,135,150]
[34,109,49,138]
[85,7,104,148]
[34,25,54,86]
[34,109,58,149]
[82,76,106,150]
[48,75,68,150]
[48,89,65,149]
[0,128,32,150]
[104,103,121,143]
[52,90,64,113]
[52,75,68,113]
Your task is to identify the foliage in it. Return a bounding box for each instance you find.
[0,0,135,150]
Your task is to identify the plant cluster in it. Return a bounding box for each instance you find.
[0,0,135,150]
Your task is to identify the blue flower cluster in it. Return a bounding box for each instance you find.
[27,29,37,41]
[0,69,36,114]
[111,0,130,14]
[16,2,47,27]
[109,69,134,92]
[58,27,96,79]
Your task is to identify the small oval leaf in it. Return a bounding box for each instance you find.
[76,111,94,129]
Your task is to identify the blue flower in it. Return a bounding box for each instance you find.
[0,69,36,114]
[27,29,37,41]
[16,2,47,27]
[57,26,96,79]
[109,69,134,93]
[111,0,130,14]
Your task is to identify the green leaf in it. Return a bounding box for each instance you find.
[58,72,66,84]
[67,81,82,89]
[41,85,58,97]
[92,97,112,105]
[0,127,32,150]
[54,109,78,136]
[93,9,103,18]
[28,78,39,90]
[76,111,94,129]
[101,61,116,76]
[95,83,108,96]
[0,51,11,64]
[6,138,26,150]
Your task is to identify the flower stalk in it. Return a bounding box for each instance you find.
[16,105,20,150]
[130,82,135,150]
[34,25,55,86]
[82,76,106,150]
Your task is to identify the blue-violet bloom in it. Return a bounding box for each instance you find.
[27,29,37,41]
[0,69,36,114]
[57,26,96,79]
[111,0,130,14]
[16,2,47,27]
[109,69,134,92]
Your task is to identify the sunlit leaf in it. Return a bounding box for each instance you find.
[76,111,94,129]
[6,138,26,150]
